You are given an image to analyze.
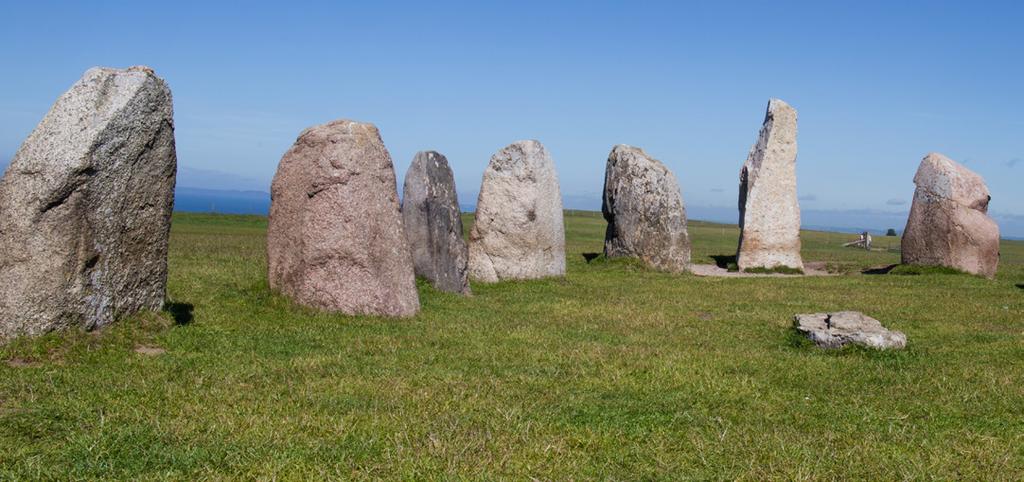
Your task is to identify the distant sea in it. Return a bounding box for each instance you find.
[174,187,1024,240]
[174,187,270,214]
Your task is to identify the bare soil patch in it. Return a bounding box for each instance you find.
[5,358,41,368]
[134,345,166,356]
[690,261,833,278]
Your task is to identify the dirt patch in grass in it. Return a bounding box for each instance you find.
[133,345,166,356]
[5,358,41,368]
[690,262,831,278]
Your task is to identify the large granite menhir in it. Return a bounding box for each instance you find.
[469,140,566,282]
[901,153,1000,278]
[736,98,804,272]
[401,151,470,294]
[267,120,419,317]
[0,66,177,341]
[602,145,690,272]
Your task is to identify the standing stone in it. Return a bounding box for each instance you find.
[401,151,470,294]
[469,140,565,282]
[901,153,1000,278]
[0,66,177,341]
[602,145,690,272]
[267,120,419,317]
[736,99,804,272]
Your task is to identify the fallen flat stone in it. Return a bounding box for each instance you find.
[267,119,419,317]
[602,144,690,272]
[901,153,1000,278]
[794,311,906,350]
[468,140,565,282]
[401,151,470,294]
[0,66,177,341]
[737,99,804,272]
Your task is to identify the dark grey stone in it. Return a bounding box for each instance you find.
[602,145,690,272]
[401,151,470,294]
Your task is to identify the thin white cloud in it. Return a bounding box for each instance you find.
[176,165,270,192]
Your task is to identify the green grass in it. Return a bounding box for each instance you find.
[888,264,974,276]
[2,211,1023,479]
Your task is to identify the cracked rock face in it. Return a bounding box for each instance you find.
[602,145,690,272]
[901,153,999,278]
[468,140,565,282]
[794,311,906,350]
[267,120,419,317]
[401,151,470,294]
[0,66,177,341]
[737,99,804,272]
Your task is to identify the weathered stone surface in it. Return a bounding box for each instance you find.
[901,153,1000,278]
[737,99,804,272]
[0,66,177,341]
[602,145,690,272]
[267,120,419,317]
[401,151,470,294]
[468,140,565,282]
[794,311,906,350]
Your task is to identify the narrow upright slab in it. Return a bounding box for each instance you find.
[267,120,419,317]
[602,145,690,272]
[736,99,804,272]
[901,153,999,278]
[401,151,470,294]
[0,66,177,340]
[468,140,565,282]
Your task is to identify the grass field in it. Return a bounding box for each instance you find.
[2,211,1023,479]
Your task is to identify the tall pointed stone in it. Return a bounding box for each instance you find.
[602,145,690,272]
[736,99,804,272]
[401,151,470,294]
[0,66,177,341]
[901,153,1000,278]
[469,140,565,282]
[267,119,419,317]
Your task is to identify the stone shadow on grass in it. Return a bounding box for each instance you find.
[163,302,194,325]
[582,252,602,263]
[1016,283,1024,290]
[710,254,737,269]
[863,264,898,275]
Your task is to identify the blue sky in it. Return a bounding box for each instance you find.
[1,1,1021,232]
